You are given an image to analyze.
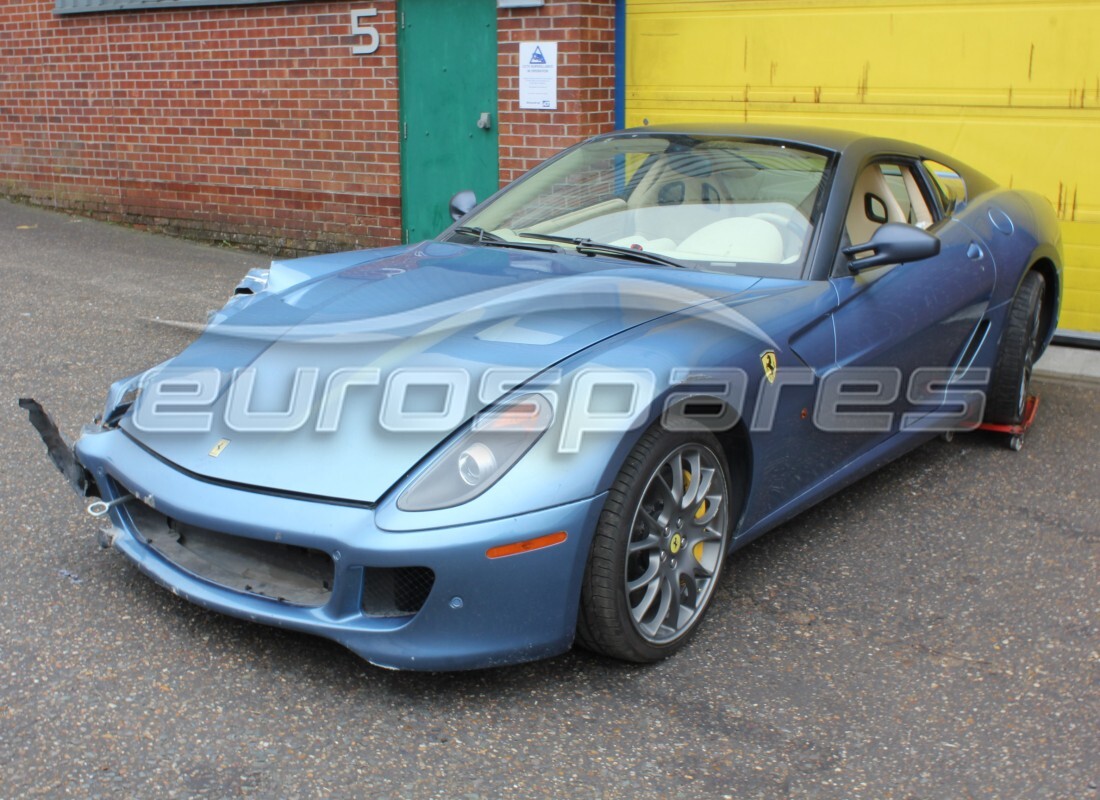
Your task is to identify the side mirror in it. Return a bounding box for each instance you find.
[449,190,477,222]
[843,223,941,273]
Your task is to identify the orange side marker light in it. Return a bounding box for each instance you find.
[486,531,568,559]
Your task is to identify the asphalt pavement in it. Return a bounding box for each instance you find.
[1,199,1097,799]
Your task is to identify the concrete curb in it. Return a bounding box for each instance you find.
[1034,345,1100,386]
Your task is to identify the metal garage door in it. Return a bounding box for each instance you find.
[624,0,1100,334]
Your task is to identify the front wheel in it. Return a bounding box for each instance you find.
[576,426,735,663]
[986,271,1046,425]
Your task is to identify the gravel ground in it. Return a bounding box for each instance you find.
[1,199,1097,799]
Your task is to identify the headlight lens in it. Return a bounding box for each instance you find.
[397,393,552,511]
[457,443,498,487]
[99,374,145,429]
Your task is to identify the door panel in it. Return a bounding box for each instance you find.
[398,0,498,243]
[830,217,995,434]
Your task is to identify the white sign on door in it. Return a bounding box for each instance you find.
[518,41,558,110]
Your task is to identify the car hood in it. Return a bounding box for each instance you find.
[122,242,766,504]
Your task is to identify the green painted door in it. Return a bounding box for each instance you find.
[398,0,499,243]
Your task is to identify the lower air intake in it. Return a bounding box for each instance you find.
[126,498,334,607]
[362,567,435,618]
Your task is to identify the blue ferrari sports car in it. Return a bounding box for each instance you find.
[23,125,1062,670]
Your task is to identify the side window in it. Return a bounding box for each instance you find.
[923,161,967,214]
[846,161,934,247]
[880,163,934,228]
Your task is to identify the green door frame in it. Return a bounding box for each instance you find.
[397,0,499,243]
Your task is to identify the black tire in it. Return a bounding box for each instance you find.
[576,424,735,663]
[986,271,1046,425]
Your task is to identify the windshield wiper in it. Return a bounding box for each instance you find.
[517,232,686,269]
[453,225,506,243]
[450,226,560,253]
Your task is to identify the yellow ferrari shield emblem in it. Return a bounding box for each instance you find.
[760,350,778,384]
[208,438,230,458]
[670,532,683,554]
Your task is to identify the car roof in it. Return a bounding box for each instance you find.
[616,123,927,159]
[610,123,997,195]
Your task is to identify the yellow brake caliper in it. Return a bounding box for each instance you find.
[684,468,707,563]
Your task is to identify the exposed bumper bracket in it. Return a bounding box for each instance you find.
[18,398,99,497]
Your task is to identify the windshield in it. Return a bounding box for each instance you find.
[450,133,832,278]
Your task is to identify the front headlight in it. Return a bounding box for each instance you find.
[98,373,145,429]
[397,393,553,512]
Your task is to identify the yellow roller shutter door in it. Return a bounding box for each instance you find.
[625,0,1100,333]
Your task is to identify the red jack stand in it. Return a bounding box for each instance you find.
[977,395,1040,451]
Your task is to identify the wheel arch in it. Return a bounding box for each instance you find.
[575,392,756,662]
[1026,254,1061,354]
[715,415,754,539]
[658,394,755,540]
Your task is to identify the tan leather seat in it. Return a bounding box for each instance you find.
[629,157,725,208]
[846,165,907,245]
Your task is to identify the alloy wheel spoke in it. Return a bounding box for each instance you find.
[635,576,672,638]
[692,466,715,506]
[657,473,680,508]
[682,450,702,508]
[678,571,700,611]
[687,542,718,576]
[628,532,661,555]
[626,557,661,592]
[661,574,682,631]
[643,575,673,636]
[669,461,686,505]
[693,558,717,578]
[631,577,662,623]
[637,506,667,535]
[701,524,723,540]
[692,493,723,526]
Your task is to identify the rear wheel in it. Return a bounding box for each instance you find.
[986,271,1046,425]
[576,426,734,663]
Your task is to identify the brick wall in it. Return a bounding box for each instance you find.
[497,2,617,184]
[0,0,616,254]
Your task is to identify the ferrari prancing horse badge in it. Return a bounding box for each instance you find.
[760,350,778,384]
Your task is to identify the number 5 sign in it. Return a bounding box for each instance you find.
[351,8,380,55]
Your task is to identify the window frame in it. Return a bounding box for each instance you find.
[919,160,968,220]
[854,157,943,227]
[832,155,943,278]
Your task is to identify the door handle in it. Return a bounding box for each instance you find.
[477,112,492,130]
[967,242,984,260]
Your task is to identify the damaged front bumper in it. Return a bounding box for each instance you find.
[18,398,99,498]
[20,400,602,671]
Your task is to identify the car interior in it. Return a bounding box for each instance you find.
[830,161,940,276]
[505,146,825,273]
[462,138,974,283]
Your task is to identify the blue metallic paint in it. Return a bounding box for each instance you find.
[34,127,1064,670]
[125,246,772,507]
[77,429,606,671]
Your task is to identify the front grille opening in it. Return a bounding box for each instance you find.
[362,567,435,618]
[125,497,334,607]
